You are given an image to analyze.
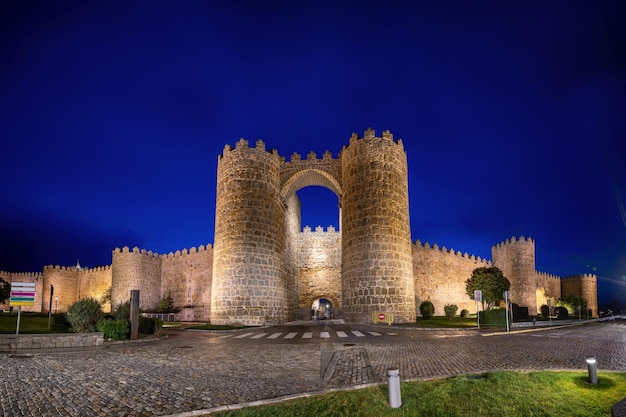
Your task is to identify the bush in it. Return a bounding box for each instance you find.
[479,308,507,325]
[444,304,458,320]
[66,297,103,333]
[113,301,131,322]
[96,319,129,340]
[139,317,163,335]
[554,306,569,319]
[460,309,469,318]
[157,295,175,313]
[540,305,550,318]
[512,304,529,320]
[419,301,435,319]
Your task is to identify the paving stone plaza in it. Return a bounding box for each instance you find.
[1,320,625,416]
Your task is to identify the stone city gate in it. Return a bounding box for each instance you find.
[210,129,417,325]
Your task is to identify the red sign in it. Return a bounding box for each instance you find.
[378,313,385,321]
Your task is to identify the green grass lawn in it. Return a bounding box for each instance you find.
[213,371,626,417]
[0,313,71,334]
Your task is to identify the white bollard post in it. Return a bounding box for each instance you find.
[387,368,402,408]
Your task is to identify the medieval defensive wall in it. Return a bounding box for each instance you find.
[0,129,598,322]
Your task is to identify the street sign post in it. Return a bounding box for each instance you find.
[10,282,36,335]
[474,290,482,329]
[503,290,510,332]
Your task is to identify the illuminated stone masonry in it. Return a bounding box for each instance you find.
[0,129,598,323]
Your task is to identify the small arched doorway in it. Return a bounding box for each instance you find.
[311,297,334,320]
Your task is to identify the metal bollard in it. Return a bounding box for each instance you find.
[387,368,402,408]
[586,356,598,384]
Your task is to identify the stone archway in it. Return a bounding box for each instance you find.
[281,167,343,321]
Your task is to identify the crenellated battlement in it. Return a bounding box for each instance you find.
[536,271,561,280]
[113,246,159,258]
[346,128,405,151]
[413,239,492,265]
[302,225,339,234]
[493,235,535,249]
[161,244,213,259]
[562,273,597,280]
[283,149,339,164]
[0,271,43,281]
[219,138,280,161]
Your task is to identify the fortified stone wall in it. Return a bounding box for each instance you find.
[412,240,492,316]
[562,274,598,317]
[492,236,538,315]
[160,245,213,321]
[341,129,416,322]
[0,271,43,313]
[77,266,112,313]
[536,271,562,309]
[297,226,342,311]
[111,247,161,311]
[42,266,80,314]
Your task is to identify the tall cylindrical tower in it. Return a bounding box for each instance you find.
[492,236,537,315]
[211,139,288,325]
[111,247,161,311]
[340,129,416,323]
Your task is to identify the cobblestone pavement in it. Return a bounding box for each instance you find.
[0,321,624,416]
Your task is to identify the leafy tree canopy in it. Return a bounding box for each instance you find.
[0,277,10,304]
[556,294,588,315]
[465,267,511,309]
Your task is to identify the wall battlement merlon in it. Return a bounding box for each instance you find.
[493,235,535,249]
[0,271,43,280]
[413,239,492,264]
[113,244,213,260]
[536,271,562,280]
[302,225,339,233]
[347,128,405,151]
[562,273,597,280]
[161,243,213,259]
[219,138,280,161]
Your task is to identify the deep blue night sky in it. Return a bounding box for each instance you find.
[1,1,625,309]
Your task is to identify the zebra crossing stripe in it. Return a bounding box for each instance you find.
[302,332,313,339]
[284,332,298,339]
[351,331,365,337]
[268,333,283,339]
[251,333,268,339]
[235,332,255,339]
[336,331,348,338]
[218,334,233,338]
[368,331,382,336]
[320,332,330,338]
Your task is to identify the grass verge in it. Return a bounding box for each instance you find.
[401,316,478,328]
[0,313,71,334]
[212,371,626,417]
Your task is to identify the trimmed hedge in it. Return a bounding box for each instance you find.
[97,319,129,340]
[139,317,163,335]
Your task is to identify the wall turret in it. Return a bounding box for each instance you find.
[492,236,537,315]
[211,139,289,325]
[111,247,161,311]
[340,129,416,322]
[562,274,598,317]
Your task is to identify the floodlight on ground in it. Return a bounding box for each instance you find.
[586,356,598,384]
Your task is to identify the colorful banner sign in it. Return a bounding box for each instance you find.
[10,282,36,306]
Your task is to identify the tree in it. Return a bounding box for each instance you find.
[0,277,10,304]
[157,294,175,313]
[465,267,511,310]
[556,294,588,316]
